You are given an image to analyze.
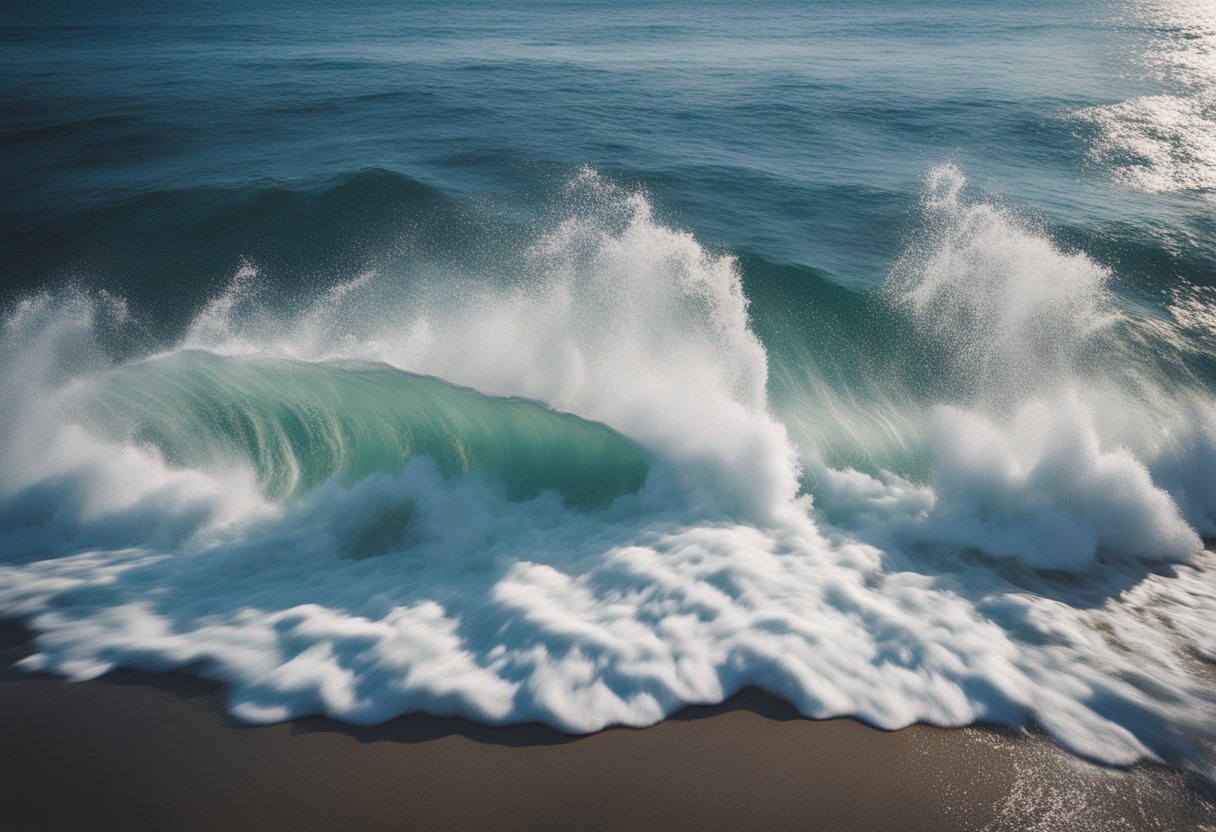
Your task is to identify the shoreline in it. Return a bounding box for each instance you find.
[2,622,1213,831]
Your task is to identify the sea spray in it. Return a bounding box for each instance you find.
[868,164,1203,568]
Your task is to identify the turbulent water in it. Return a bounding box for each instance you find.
[3,0,1216,775]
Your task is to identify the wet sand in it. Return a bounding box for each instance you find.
[0,623,1212,831]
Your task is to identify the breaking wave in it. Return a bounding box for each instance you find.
[1,167,1215,774]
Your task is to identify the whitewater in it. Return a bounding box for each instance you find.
[2,164,1214,776]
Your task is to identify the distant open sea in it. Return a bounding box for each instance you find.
[3,0,1215,775]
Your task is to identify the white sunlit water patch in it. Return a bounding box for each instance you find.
[1077,0,1216,195]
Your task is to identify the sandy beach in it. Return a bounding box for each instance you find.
[1,623,1211,832]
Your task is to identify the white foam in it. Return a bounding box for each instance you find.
[920,400,1197,569]
[4,460,1213,763]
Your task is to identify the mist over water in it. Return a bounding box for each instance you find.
[3,0,1216,779]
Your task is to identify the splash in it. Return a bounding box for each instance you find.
[866,164,1204,568]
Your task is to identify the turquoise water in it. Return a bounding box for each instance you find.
[83,351,650,507]
[3,0,1216,781]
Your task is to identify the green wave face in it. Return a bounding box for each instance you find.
[75,351,650,509]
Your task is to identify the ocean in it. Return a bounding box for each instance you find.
[2,0,1215,774]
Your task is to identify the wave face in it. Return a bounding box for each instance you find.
[76,351,650,509]
[2,166,1215,776]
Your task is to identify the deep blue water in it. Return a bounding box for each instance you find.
[4,0,1212,299]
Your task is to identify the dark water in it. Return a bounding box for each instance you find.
[5,0,1212,298]
[2,0,1216,785]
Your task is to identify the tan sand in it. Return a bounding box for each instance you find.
[0,623,1212,831]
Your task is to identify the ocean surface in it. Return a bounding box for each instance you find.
[3,0,1216,774]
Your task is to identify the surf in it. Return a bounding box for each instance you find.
[0,167,1214,776]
